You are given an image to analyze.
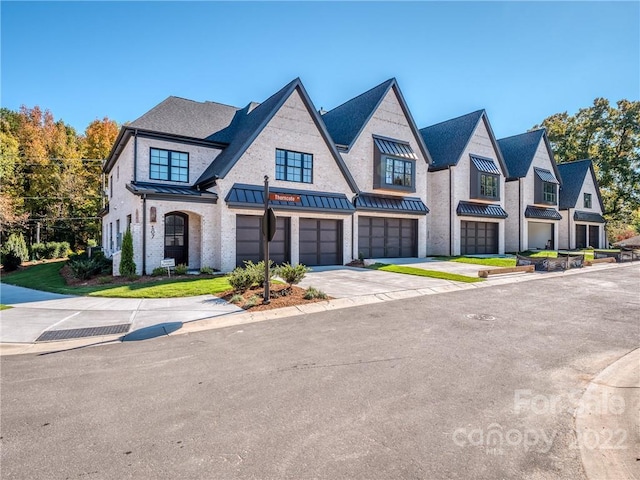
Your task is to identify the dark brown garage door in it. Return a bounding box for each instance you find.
[589,225,600,249]
[358,217,417,258]
[236,215,290,267]
[461,221,498,255]
[299,219,342,266]
[576,225,587,249]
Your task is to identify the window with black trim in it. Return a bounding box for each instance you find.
[543,182,556,204]
[384,157,413,188]
[275,149,312,183]
[480,174,499,199]
[584,193,592,208]
[150,148,189,182]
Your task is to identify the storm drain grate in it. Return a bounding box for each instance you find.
[36,324,131,342]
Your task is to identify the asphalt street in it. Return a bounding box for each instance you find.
[1,265,639,479]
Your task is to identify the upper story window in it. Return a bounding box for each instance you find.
[584,193,592,208]
[470,155,501,201]
[275,149,312,183]
[385,157,413,188]
[534,167,558,206]
[373,137,417,192]
[543,182,557,204]
[150,148,189,182]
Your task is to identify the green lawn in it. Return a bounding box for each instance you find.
[367,263,483,283]
[432,256,516,267]
[520,249,596,261]
[1,262,232,298]
[0,304,12,310]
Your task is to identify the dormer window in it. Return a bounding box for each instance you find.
[534,167,558,206]
[373,136,417,192]
[470,155,500,201]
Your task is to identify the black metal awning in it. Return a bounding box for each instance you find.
[525,205,562,220]
[354,193,429,214]
[126,182,218,203]
[456,201,507,218]
[225,184,355,213]
[373,136,417,160]
[534,167,559,184]
[574,211,606,223]
[470,155,501,175]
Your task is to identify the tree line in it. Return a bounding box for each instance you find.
[0,98,638,252]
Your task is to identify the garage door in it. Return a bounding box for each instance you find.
[236,215,290,267]
[358,217,417,258]
[299,219,342,266]
[576,225,587,249]
[589,225,600,249]
[461,221,498,255]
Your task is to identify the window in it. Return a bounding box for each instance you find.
[109,223,113,251]
[110,175,113,197]
[543,182,556,204]
[584,193,592,208]
[384,157,413,188]
[150,148,189,182]
[480,174,498,199]
[126,214,132,229]
[275,149,312,183]
[116,219,121,250]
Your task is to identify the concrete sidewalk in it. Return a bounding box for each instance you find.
[0,260,634,350]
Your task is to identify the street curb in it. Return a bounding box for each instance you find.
[575,348,640,480]
[0,261,637,356]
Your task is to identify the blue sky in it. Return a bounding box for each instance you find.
[2,1,638,139]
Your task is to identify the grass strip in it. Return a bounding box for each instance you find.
[432,256,516,267]
[1,262,232,298]
[367,263,483,283]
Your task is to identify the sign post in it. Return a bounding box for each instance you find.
[263,176,271,304]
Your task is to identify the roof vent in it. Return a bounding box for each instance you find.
[319,107,327,115]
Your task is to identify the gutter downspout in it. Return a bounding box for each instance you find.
[352,193,359,261]
[449,167,453,256]
[142,194,147,275]
[133,130,138,183]
[518,178,522,252]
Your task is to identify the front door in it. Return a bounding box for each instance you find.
[164,212,188,266]
[589,225,600,249]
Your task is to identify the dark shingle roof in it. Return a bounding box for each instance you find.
[557,159,604,211]
[129,96,240,139]
[497,129,556,180]
[419,110,485,169]
[354,193,429,214]
[195,78,358,192]
[225,183,354,213]
[321,79,395,147]
[456,201,507,219]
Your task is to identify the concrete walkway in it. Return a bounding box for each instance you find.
[0,260,634,349]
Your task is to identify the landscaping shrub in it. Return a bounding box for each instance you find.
[229,293,243,304]
[43,242,57,259]
[151,266,167,277]
[244,294,259,308]
[174,263,188,275]
[200,266,215,275]
[119,229,136,276]
[275,263,309,290]
[2,233,29,263]
[243,259,274,287]
[58,242,70,258]
[1,252,22,271]
[67,251,112,279]
[31,243,46,260]
[304,286,327,300]
[97,276,113,284]
[228,266,256,293]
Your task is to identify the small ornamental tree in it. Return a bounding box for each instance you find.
[119,228,136,277]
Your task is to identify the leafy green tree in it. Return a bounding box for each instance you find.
[119,228,136,276]
[2,232,29,262]
[535,98,640,227]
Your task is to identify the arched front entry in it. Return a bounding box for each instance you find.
[164,212,188,266]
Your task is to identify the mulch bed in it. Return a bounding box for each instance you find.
[219,284,331,311]
[59,265,210,287]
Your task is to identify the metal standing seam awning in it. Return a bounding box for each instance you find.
[373,136,418,160]
[456,201,507,219]
[354,193,429,215]
[525,205,562,220]
[534,167,559,183]
[574,211,606,223]
[470,155,501,175]
[126,182,218,203]
[225,183,355,213]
